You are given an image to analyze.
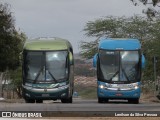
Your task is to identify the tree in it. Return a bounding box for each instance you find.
[9,67,23,98]
[131,0,160,7]
[80,15,160,82]
[131,0,160,18]
[0,3,24,72]
[74,59,95,77]
[81,16,154,58]
[81,16,126,59]
[0,3,26,98]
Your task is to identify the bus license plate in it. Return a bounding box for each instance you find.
[115,93,123,96]
[42,94,49,97]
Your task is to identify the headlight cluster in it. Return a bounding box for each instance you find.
[127,83,139,90]
[99,83,140,90]
[131,83,140,90]
[99,83,110,89]
[99,85,105,89]
[24,83,32,90]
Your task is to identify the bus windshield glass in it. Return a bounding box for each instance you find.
[24,51,68,83]
[99,50,140,82]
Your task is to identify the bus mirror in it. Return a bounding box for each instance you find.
[141,54,145,69]
[69,52,73,65]
[93,53,98,67]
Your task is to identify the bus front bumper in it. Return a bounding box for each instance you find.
[98,88,141,99]
[22,85,70,100]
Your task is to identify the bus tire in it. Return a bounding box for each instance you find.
[105,99,109,103]
[133,98,139,104]
[61,97,72,103]
[25,99,35,103]
[128,98,139,104]
[36,100,43,103]
[98,97,104,103]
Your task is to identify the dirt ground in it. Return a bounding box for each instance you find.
[140,93,160,103]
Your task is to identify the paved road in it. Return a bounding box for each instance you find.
[0,99,160,117]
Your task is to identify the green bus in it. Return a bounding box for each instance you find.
[22,37,74,103]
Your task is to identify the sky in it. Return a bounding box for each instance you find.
[2,0,146,53]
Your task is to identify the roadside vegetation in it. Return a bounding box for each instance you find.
[0,3,26,99]
[74,84,97,99]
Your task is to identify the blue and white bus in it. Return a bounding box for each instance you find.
[93,38,145,104]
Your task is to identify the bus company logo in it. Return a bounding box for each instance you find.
[44,88,47,92]
[2,112,11,117]
[118,88,121,91]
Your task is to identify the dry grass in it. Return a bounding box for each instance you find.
[140,93,160,103]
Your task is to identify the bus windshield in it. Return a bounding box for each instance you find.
[99,50,140,83]
[24,51,68,83]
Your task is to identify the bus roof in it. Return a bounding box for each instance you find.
[99,38,141,50]
[23,37,72,51]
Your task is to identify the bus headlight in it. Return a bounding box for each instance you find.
[99,83,111,89]
[99,85,105,89]
[58,83,69,89]
[134,86,138,89]
[132,83,139,90]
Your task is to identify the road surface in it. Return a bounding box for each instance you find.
[0,99,160,117]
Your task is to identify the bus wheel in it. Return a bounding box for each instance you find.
[25,99,35,103]
[128,98,139,104]
[105,99,109,103]
[133,98,139,104]
[98,97,104,103]
[36,100,43,103]
[61,97,72,103]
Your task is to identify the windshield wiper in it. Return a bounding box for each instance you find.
[46,70,57,83]
[34,67,44,83]
[34,67,57,83]
[109,71,119,81]
[121,68,130,81]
